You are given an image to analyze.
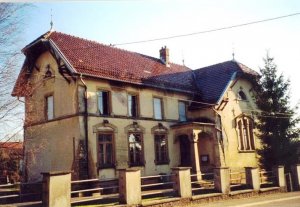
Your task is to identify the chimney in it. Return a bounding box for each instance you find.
[159,46,170,67]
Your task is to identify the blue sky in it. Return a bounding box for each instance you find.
[23,0,300,106]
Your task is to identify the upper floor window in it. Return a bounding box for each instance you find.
[178,101,187,121]
[216,115,223,141]
[238,90,247,101]
[98,133,114,168]
[97,91,110,115]
[45,95,54,120]
[78,86,85,113]
[236,115,255,151]
[128,133,144,166]
[128,94,138,117]
[153,98,163,120]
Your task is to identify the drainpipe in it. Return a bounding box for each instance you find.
[79,74,89,178]
[17,97,27,182]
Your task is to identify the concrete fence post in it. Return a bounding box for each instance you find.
[171,167,192,198]
[245,167,260,191]
[272,165,285,188]
[291,164,300,191]
[214,167,230,194]
[41,171,72,207]
[118,169,141,205]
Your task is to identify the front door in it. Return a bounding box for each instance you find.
[179,135,191,167]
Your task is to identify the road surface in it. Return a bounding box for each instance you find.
[189,192,300,207]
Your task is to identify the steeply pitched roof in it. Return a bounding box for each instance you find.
[13,31,259,106]
[49,32,196,93]
[193,61,259,104]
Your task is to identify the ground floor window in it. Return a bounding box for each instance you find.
[237,115,255,151]
[128,133,144,166]
[154,134,169,164]
[98,133,114,168]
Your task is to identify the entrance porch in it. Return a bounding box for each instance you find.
[171,122,225,176]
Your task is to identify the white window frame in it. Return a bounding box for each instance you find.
[236,115,255,151]
[178,101,187,121]
[153,97,163,120]
[46,95,54,120]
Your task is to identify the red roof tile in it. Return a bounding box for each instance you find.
[0,142,23,150]
[48,32,196,92]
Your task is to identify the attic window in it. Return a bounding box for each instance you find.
[238,90,247,101]
[44,64,53,78]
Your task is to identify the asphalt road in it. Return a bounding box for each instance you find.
[189,192,300,207]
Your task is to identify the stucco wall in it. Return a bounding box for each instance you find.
[84,79,189,178]
[25,117,80,181]
[23,50,261,181]
[24,51,81,181]
[88,118,180,179]
[25,51,78,125]
[218,78,260,170]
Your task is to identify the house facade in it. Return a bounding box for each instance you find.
[13,31,260,182]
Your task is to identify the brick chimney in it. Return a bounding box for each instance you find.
[159,46,170,67]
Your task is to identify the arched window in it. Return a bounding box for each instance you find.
[125,123,145,166]
[236,115,255,151]
[93,122,117,168]
[238,90,247,101]
[151,124,169,164]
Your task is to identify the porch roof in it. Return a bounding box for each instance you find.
[170,121,215,129]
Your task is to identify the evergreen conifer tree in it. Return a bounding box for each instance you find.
[255,53,299,171]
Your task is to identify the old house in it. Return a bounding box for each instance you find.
[12,31,260,182]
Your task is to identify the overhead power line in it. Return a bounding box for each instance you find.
[112,12,300,46]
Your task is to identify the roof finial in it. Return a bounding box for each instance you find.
[50,9,54,31]
[232,43,235,61]
[181,50,185,66]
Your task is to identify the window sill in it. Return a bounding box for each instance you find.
[129,163,145,167]
[155,161,169,165]
[238,150,256,153]
[98,164,115,169]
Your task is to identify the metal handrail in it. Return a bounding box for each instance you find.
[71,178,118,184]
[142,181,174,188]
[71,178,99,184]
[0,194,19,199]
[0,183,20,188]
[141,174,172,179]
[190,173,214,177]
[71,185,119,194]
[191,180,214,184]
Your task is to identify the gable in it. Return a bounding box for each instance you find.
[193,61,259,105]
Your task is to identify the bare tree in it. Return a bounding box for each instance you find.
[0,3,29,143]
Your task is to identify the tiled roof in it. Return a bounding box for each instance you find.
[0,142,23,149]
[48,32,196,92]
[193,61,259,104]
[13,31,259,105]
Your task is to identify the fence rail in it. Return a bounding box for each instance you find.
[190,172,215,194]
[141,174,174,198]
[70,177,119,205]
[0,181,43,204]
[259,170,276,185]
[230,171,246,185]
